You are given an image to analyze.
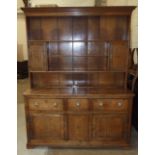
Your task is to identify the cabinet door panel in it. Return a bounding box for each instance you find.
[29,113,64,140]
[68,114,89,141]
[29,42,47,71]
[92,114,127,140]
[109,41,128,71]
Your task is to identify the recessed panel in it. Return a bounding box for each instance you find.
[110,41,128,71]
[92,115,126,140]
[68,114,89,141]
[31,114,64,140]
[29,42,47,71]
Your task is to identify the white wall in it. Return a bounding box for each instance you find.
[17,0,138,60]
[31,0,95,7]
[17,0,27,61]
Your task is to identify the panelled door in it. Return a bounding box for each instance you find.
[29,42,47,71]
[68,114,89,141]
[28,113,65,140]
[92,114,128,141]
[109,41,128,71]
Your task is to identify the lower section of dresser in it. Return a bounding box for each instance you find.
[24,95,133,148]
[27,139,130,149]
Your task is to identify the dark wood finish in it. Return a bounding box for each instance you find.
[92,114,127,140]
[109,41,128,71]
[28,98,63,111]
[68,114,89,141]
[68,99,89,111]
[23,6,136,148]
[28,42,47,71]
[22,7,136,17]
[92,99,128,112]
[29,113,65,140]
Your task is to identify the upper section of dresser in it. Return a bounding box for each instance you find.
[22,7,136,91]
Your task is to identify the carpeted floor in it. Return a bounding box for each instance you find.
[17,79,138,155]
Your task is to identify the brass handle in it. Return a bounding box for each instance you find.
[117,102,123,107]
[53,102,57,107]
[76,102,80,107]
[34,102,38,106]
[99,102,103,106]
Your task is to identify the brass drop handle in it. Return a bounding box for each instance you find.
[76,102,80,107]
[117,102,123,107]
[34,102,38,106]
[99,102,103,106]
[53,102,57,107]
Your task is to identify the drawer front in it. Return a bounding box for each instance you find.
[68,99,89,111]
[28,98,63,111]
[93,99,128,112]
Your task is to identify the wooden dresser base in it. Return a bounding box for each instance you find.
[24,89,133,149]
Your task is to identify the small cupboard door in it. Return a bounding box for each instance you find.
[68,114,89,141]
[29,42,47,71]
[92,114,127,140]
[109,41,128,71]
[29,113,65,140]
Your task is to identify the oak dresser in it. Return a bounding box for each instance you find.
[22,6,135,148]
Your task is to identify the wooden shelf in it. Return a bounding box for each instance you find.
[24,87,134,97]
[28,39,128,42]
[30,70,126,73]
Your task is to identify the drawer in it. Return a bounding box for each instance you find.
[93,99,128,112]
[68,99,89,111]
[28,98,63,111]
